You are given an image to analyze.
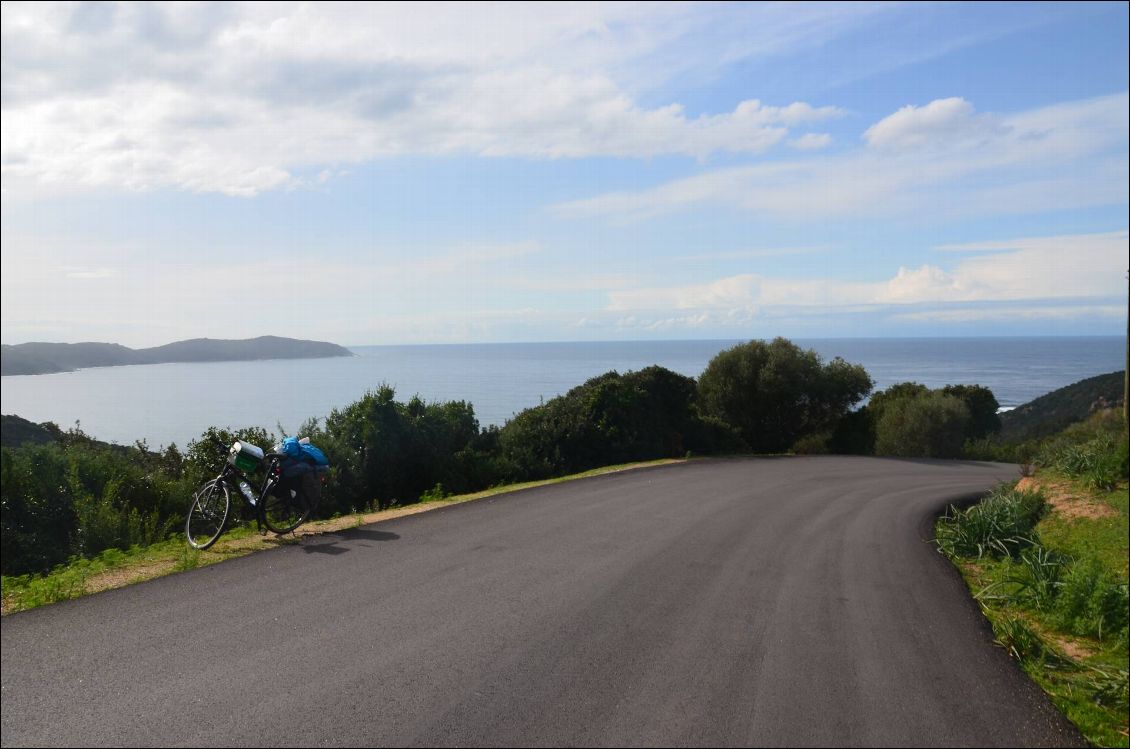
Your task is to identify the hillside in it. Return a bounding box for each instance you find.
[1000,370,1125,441]
[0,415,61,448]
[1,336,353,376]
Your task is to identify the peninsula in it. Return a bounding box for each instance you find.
[1,336,353,376]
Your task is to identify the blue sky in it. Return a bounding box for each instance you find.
[1,1,1127,347]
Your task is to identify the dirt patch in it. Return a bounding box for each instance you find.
[1051,635,1097,661]
[1016,476,1118,520]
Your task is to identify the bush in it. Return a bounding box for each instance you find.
[318,385,491,513]
[826,408,875,455]
[697,338,871,453]
[499,366,738,480]
[874,391,970,459]
[1054,557,1130,641]
[791,431,831,455]
[943,384,1002,440]
[1,437,195,575]
[1039,431,1128,491]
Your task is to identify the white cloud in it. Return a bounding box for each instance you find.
[602,231,1129,321]
[1,2,848,196]
[862,97,999,150]
[553,94,1129,222]
[789,133,833,150]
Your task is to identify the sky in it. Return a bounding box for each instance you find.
[1,1,1127,347]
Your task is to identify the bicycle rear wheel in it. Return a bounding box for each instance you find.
[260,484,312,534]
[186,479,231,550]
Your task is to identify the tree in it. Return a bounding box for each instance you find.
[499,365,737,479]
[874,391,970,459]
[697,338,872,453]
[942,384,1001,440]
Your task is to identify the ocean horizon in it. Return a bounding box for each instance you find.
[2,336,1124,449]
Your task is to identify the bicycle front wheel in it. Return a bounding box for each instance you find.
[260,486,312,535]
[186,479,231,550]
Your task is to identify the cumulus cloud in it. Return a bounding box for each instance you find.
[0,2,848,196]
[862,97,1002,150]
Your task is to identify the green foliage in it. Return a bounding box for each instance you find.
[874,390,971,459]
[935,486,1047,559]
[1040,431,1129,492]
[943,384,1002,440]
[419,483,449,502]
[184,425,276,483]
[868,381,930,419]
[978,545,1069,611]
[993,615,1051,664]
[1,425,249,575]
[790,431,831,455]
[697,338,871,453]
[500,366,740,480]
[1000,370,1125,442]
[1053,557,1129,642]
[317,384,493,513]
[1088,668,1130,713]
[826,408,876,455]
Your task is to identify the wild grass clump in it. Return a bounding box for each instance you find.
[936,486,1047,559]
[1053,557,1130,643]
[1087,668,1130,713]
[1034,414,1129,492]
[1042,433,1127,491]
[993,615,1052,663]
[977,545,1068,611]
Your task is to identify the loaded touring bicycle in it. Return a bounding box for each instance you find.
[186,437,330,550]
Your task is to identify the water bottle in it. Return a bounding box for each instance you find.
[238,480,257,506]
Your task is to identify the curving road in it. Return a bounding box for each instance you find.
[2,457,1083,747]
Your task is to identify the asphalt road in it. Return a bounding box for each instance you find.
[2,457,1084,747]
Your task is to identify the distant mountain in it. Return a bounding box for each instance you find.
[2,336,353,376]
[1000,370,1125,441]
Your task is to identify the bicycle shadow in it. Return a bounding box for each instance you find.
[297,527,400,555]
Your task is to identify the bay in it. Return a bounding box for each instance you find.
[1,337,1123,448]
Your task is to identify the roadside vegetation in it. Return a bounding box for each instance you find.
[936,411,1129,747]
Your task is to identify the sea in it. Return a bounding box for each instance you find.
[1,337,1124,449]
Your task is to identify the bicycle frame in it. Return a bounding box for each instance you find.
[213,456,283,531]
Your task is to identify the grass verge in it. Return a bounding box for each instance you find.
[937,474,1129,747]
[1,458,684,616]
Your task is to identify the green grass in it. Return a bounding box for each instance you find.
[2,457,684,616]
[939,467,1129,747]
[934,484,1046,559]
[1,524,261,613]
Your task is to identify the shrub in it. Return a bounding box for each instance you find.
[874,391,970,459]
[500,366,739,480]
[697,338,871,453]
[1054,557,1130,641]
[943,384,1002,440]
[1037,429,1129,491]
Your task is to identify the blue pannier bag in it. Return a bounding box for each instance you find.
[278,437,330,478]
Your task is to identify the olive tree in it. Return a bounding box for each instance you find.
[697,338,872,453]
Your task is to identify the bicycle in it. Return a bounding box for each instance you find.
[185,439,316,550]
